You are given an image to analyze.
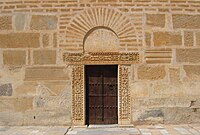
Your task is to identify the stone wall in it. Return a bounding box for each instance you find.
[0,0,200,126]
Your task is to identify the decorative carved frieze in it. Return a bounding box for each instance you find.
[72,65,84,125]
[119,65,131,123]
[64,52,139,65]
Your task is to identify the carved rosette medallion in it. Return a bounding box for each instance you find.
[64,52,139,65]
[119,65,131,124]
[72,65,84,125]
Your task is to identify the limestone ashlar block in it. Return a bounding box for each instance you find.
[137,65,166,80]
[176,49,200,63]
[173,14,200,29]
[184,31,194,46]
[195,32,200,46]
[0,33,40,48]
[184,65,200,81]
[42,34,49,47]
[145,32,151,47]
[0,83,12,96]
[25,66,70,81]
[3,50,26,66]
[146,14,165,27]
[33,50,56,65]
[0,16,12,30]
[30,15,57,30]
[0,97,33,112]
[153,32,182,46]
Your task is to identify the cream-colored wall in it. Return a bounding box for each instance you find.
[0,0,200,126]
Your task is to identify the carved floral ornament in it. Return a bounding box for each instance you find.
[63,52,140,65]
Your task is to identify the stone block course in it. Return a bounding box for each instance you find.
[0,83,12,96]
[33,50,56,65]
[173,14,200,29]
[146,14,165,27]
[169,67,181,84]
[153,32,182,46]
[195,32,200,46]
[14,14,28,31]
[0,33,40,48]
[0,16,12,30]
[184,31,194,46]
[25,66,70,81]
[176,49,200,63]
[0,97,33,112]
[137,65,166,80]
[30,15,57,30]
[3,50,26,66]
[42,34,50,47]
[183,65,200,80]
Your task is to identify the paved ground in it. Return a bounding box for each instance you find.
[0,124,200,135]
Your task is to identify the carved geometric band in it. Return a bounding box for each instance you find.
[63,52,139,65]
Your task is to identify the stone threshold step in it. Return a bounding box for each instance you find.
[88,124,134,128]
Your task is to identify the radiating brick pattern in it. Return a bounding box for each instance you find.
[60,8,140,50]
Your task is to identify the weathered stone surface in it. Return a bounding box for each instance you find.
[173,14,200,29]
[14,82,37,96]
[23,108,71,126]
[30,15,57,30]
[137,65,166,80]
[0,83,12,96]
[138,109,164,124]
[0,33,40,48]
[53,33,57,47]
[146,14,165,27]
[15,81,69,97]
[196,32,200,46]
[130,82,149,98]
[176,49,200,63]
[154,32,182,46]
[33,50,56,65]
[84,29,119,52]
[0,16,12,30]
[190,99,200,109]
[34,96,71,109]
[42,34,49,47]
[25,67,70,81]
[133,107,200,124]
[162,107,200,124]
[132,98,192,108]
[3,50,26,66]
[152,82,186,98]
[145,32,151,47]
[14,14,28,31]
[184,65,200,81]
[169,67,181,84]
[0,112,23,126]
[0,97,33,112]
[184,31,193,46]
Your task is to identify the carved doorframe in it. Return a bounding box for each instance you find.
[64,52,139,125]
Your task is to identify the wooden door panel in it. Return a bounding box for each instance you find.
[86,65,118,125]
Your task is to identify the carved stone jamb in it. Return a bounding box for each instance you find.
[72,65,85,125]
[118,65,131,125]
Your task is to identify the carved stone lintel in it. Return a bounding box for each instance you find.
[64,52,139,65]
[119,65,131,124]
[72,65,84,125]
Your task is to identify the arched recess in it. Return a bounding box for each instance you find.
[84,26,120,52]
[65,7,136,51]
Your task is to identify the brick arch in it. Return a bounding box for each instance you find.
[65,7,136,51]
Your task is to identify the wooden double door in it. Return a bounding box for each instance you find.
[85,65,118,125]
